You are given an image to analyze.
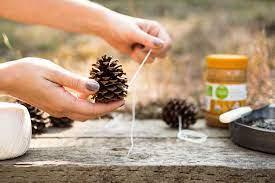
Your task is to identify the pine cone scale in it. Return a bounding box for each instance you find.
[90,55,128,103]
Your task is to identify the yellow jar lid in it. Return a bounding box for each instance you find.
[206,54,248,69]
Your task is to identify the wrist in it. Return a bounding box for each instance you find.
[84,2,114,37]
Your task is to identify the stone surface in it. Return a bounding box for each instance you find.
[0,119,274,182]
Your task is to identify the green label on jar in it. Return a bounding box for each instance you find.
[206,85,213,96]
[215,85,229,99]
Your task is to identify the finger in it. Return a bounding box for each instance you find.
[140,24,170,58]
[131,47,155,63]
[151,33,171,58]
[78,93,90,100]
[131,44,155,63]
[148,23,160,37]
[133,28,164,49]
[145,22,171,57]
[157,26,172,52]
[147,43,169,59]
[65,94,125,116]
[53,69,100,95]
[77,100,125,116]
[46,79,125,118]
[46,112,65,118]
[142,23,151,34]
[142,46,167,58]
[67,113,90,122]
[68,111,107,122]
[151,49,167,58]
[48,107,90,121]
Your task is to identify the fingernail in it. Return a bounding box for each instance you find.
[86,80,100,92]
[153,39,164,48]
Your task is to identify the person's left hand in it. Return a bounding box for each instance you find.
[100,11,172,63]
[0,57,124,121]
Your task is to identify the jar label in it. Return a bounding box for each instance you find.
[204,82,247,114]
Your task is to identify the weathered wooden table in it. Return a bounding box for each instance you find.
[0,118,274,182]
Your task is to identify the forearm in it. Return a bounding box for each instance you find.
[0,0,112,36]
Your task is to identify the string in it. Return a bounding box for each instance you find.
[178,115,182,133]
[129,49,152,87]
[177,115,208,143]
[127,49,152,157]
[127,87,136,157]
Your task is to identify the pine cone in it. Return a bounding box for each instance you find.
[162,99,198,129]
[16,100,50,134]
[49,117,73,128]
[89,55,128,103]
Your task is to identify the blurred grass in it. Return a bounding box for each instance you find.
[95,0,275,21]
[0,0,275,110]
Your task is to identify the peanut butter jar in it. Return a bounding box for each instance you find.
[204,54,248,128]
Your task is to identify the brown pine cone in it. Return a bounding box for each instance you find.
[89,55,128,103]
[162,99,198,129]
[16,100,50,134]
[49,117,73,128]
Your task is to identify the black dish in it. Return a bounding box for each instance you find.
[230,105,275,154]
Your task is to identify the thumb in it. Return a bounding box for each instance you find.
[54,70,100,95]
[133,29,164,49]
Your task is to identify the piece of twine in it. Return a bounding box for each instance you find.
[127,49,152,157]
[177,115,208,143]
[129,49,152,88]
[127,87,136,157]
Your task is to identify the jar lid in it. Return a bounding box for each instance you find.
[206,54,248,69]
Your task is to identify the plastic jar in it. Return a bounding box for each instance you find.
[204,54,248,128]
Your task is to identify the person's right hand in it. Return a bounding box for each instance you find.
[99,11,172,63]
[0,57,124,121]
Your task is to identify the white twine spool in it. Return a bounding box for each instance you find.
[0,102,32,160]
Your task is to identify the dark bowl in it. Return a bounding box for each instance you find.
[230,121,275,154]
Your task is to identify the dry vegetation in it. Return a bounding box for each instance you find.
[0,0,275,116]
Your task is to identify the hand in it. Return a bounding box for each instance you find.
[100,11,172,63]
[0,57,124,121]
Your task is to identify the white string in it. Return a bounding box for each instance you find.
[127,49,152,157]
[127,87,136,157]
[178,115,182,133]
[177,115,208,143]
[129,49,152,87]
